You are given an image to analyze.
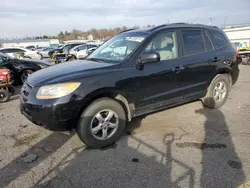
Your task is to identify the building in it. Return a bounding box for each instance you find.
[0,39,60,48]
[87,35,94,41]
[223,26,250,50]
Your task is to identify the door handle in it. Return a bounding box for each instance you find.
[172,65,184,73]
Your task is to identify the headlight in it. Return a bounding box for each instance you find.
[36,82,81,99]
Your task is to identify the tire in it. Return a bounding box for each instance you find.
[67,55,76,61]
[202,74,230,109]
[77,97,126,148]
[0,90,10,103]
[20,69,34,84]
[8,85,15,95]
[24,56,32,59]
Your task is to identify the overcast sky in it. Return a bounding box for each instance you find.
[1,0,249,38]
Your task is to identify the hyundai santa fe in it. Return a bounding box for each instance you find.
[20,23,239,148]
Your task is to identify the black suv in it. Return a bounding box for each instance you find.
[20,23,239,148]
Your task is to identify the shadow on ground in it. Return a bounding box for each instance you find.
[0,101,246,187]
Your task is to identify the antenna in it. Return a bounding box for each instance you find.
[209,18,213,25]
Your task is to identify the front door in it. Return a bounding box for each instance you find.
[133,30,183,114]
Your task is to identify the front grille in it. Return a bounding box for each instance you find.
[21,82,33,102]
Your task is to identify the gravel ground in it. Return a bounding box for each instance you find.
[0,65,250,188]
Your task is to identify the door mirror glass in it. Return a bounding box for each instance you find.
[138,52,160,65]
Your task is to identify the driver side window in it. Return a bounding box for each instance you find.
[0,57,3,64]
[144,31,178,61]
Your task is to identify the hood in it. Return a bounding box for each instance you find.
[27,60,114,86]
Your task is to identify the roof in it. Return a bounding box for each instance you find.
[0,39,51,44]
[0,47,31,51]
[123,23,219,34]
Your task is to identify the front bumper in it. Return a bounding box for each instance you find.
[19,83,82,131]
[20,102,78,131]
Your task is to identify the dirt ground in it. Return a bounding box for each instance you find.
[0,65,250,188]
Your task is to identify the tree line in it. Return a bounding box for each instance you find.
[22,25,156,42]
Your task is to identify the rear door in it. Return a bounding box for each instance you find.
[174,29,215,99]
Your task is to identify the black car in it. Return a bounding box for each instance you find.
[20,23,239,148]
[48,43,84,57]
[0,52,50,85]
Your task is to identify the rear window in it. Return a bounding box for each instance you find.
[181,30,205,55]
[209,30,228,48]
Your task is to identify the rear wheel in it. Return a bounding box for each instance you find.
[77,97,126,148]
[20,70,34,84]
[0,90,10,103]
[202,74,230,108]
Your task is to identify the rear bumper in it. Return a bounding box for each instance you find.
[232,65,240,85]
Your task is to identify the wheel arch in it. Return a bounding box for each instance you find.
[79,88,134,122]
[215,67,233,87]
[19,68,36,84]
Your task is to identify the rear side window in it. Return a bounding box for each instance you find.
[209,30,228,48]
[203,31,213,51]
[78,45,87,50]
[0,49,9,53]
[11,48,25,53]
[181,30,205,55]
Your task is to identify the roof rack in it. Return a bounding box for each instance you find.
[119,29,136,34]
[172,22,188,24]
[149,24,167,32]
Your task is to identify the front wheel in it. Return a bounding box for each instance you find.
[67,55,76,61]
[202,74,230,108]
[77,98,126,148]
[20,70,34,84]
[0,90,10,103]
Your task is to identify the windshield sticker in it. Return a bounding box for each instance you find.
[126,37,144,42]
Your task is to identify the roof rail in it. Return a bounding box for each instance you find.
[149,24,167,32]
[119,29,136,34]
[172,22,188,24]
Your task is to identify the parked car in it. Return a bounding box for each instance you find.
[69,44,99,59]
[26,46,36,51]
[48,43,84,58]
[35,47,46,52]
[20,23,239,148]
[39,47,55,59]
[0,47,42,60]
[0,52,50,85]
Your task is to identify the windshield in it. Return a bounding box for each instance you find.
[87,32,148,63]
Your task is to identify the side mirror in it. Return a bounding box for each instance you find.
[137,52,160,65]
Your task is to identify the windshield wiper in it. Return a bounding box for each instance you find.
[87,58,105,63]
